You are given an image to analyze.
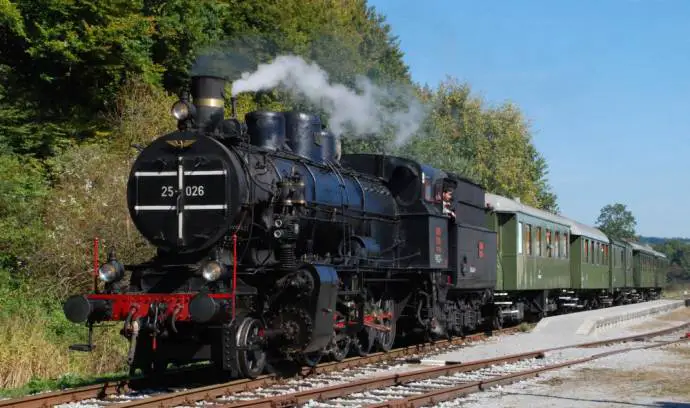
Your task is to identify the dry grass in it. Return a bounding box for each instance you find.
[627,306,690,332]
[568,366,690,399]
[0,270,129,390]
[662,284,690,300]
[517,322,533,332]
[546,343,690,401]
[536,376,565,386]
[0,313,127,390]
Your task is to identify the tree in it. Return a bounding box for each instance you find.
[398,78,559,212]
[595,203,637,240]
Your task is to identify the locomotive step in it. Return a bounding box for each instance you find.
[69,343,95,352]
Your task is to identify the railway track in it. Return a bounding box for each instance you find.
[6,321,687,408]
[200,322,690,408]
[0,326,524,408]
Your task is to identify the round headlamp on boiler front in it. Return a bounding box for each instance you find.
[171,100,196,121]
[200,260,226,282]
[98,260,125,283]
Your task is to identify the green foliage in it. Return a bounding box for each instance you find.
[595,203,637,241]
[0,268,127,390]
[0,154,49,268]
[0,0,413,157]
[653,239,690,284]
[399,78,558,211]
[145,0,234,91]
[4,0,163,113]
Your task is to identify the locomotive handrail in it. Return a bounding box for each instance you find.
[299,159,318,202]
[351,172,366,212]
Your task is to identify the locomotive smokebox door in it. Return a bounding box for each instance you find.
[127,133,243,254]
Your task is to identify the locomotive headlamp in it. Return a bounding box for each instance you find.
[201,260,224,282]
[98,260,124,283]
[171,100,195,121]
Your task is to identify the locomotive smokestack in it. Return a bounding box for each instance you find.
[191,75,226,132]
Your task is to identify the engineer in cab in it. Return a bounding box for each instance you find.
[442,186,456,222]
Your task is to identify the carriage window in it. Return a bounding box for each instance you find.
[596,242,600,264]
[584,239,589,262]
[554,231,560,258]
[524,223,532,255]
[518,222,523,254]
[562,233,568,258]
[590,241,594,264]
[536,227,543,256]
[546,229,552,257]
[604,245,609,264]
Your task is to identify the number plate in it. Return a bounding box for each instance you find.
[133,166,227,209]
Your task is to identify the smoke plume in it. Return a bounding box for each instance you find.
[231,55,427,147]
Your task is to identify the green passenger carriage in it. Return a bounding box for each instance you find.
[609,239,631,290]
[653,251,669,289]
[486,193,571,291]
[629,241,659,295]
[565,220,612,307]
[484,192,667,321]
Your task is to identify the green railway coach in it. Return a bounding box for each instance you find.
[567,220,611,290]
[484,191,667,320]
[609,239,633,289]
[485,193,571,291]
[651,249,669,289]
[629,241,657,289]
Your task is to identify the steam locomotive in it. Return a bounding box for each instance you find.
[62,74,665,379]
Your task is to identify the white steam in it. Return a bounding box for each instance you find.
[231,55,426,147]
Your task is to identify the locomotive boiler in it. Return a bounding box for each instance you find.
[63,74,499,378]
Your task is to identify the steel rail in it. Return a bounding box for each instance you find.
[365,337,690,407]
[0,327,522,408]
[137,321,690,408]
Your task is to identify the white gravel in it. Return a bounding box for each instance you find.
[300,334,688,408]
[424,304,690,408]
[436,342,690,408]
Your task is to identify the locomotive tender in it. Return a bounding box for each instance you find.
[63,75,668,378]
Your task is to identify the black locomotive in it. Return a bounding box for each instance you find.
[63,75,497,378]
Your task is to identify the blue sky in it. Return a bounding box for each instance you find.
[367,0,690,237]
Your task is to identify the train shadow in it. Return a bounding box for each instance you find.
[500,392,690,407]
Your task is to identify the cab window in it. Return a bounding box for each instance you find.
[423,176,443,203]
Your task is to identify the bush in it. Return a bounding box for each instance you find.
[0,78,178,392]
[0,268,128,390]
[0,154,48,269]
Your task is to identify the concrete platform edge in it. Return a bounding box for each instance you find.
[575,300,687,336]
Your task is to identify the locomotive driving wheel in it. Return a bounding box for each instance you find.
[300,351,323,367]
[236,317,267,378]
[329,333,351,362]
[376,299,396,352]
[351,327,375,356]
